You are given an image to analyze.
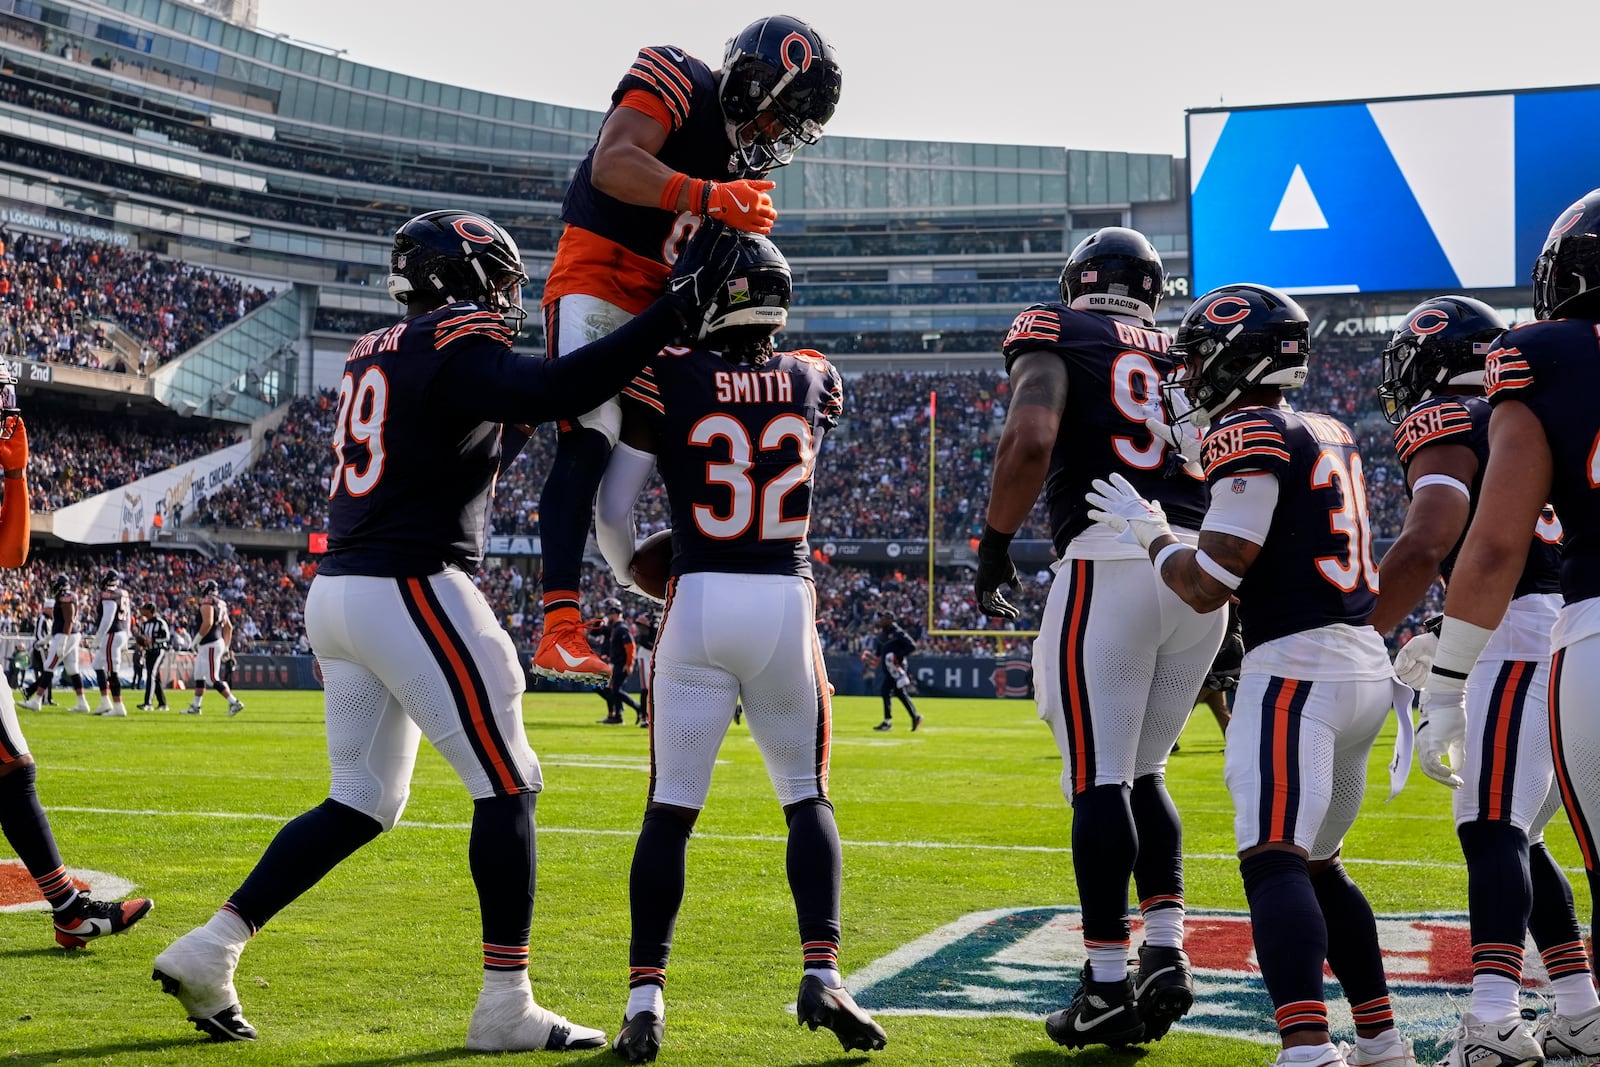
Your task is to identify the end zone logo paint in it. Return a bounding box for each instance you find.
[849,906,1559,1059]
[0,859,135,913]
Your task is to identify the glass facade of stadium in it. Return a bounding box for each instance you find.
[0,0,1199,388]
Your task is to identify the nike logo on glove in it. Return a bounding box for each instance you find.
[726,193,750,213]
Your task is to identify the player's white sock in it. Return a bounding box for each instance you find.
[1087,944,1128,982]
[202,907,252,950]
[1142,906,1184,949]
[1554,971,1600,1015]
[483,968,529,990]
[1280,1042,1340,1063]
[804,966,842,988]
[1468,974,1520,1024]
[626,984,664,1019]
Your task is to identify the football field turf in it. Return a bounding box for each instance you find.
[1,693,1591,1066]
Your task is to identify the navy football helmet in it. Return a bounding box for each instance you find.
[1060,227,1165,324]
[1378,296,1506,423]
[387,210,528,332]
[720,16,841,171]
[601,597,624,615]
[49,574,69,598]
[100,569,122,592]
[1165,284,1309,427]
[700,232,791,355]
[197,578,219,597]
[1533,188,1600,320]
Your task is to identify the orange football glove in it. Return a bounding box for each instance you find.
[690,178,777,234]
[0,417,28,477]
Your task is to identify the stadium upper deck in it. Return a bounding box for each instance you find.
[0,0,1190,373]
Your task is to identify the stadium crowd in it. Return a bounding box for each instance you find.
[0,227,271,369]
[26,408,240,511]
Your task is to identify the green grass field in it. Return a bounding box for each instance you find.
[0,693,1590,1066]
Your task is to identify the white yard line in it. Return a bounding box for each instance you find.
[44,806,1555,872]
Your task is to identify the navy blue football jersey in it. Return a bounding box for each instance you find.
[196,594,227,644]
[321,300,684,578]
[877,625,915,664]
[1002,302,1208,555]
[1486,317,1600,603]
[551,46,754,310]
[1393,394,1561,597]
[101,591,129,633]
[604,619,634,668]
[1202,406,1378,650]
[624,347,843,579]
[52,590,75,635]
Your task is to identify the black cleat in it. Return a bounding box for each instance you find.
[911,714,923,732]
[1045,966,1145,1048]
[151,969,258,1042]
[872,720,892,732]
[612,1011,664,1062]
[796,975,887,1052]
[54,895,152,949]
[1133,944,1194,1042]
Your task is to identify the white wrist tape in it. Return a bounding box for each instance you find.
[1413,473,1471,501]
[1428,616,1495,695]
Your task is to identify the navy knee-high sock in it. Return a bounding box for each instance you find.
[1131,774,1183,921]
[0,764,77,912]
[226,798,382,933]
[628,807,693,988]
[786,797,843,973]
[471,791,537,972]
[1529,840,1591,984]
[1242,850,1328,1039]
[538,428,611,602]
[1072,783,1137,972]
[1312,860,1392,1035]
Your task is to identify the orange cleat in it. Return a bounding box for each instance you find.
[531,617,610,684]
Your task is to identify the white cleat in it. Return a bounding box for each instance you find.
[1535,1002,1600,1057]
[1270,1042,1347,1066]
[1337,1032,1418,1065]
[226,699,245,717]
[91,697,112,715]
[19,696,41,711]
[67,699,91,713]
[1437,1011,1544,1067]
[95,703,128,717]
[464,980,606,1052]
[151,926,256,1042]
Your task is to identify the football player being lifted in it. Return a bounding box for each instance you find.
[151,210,742,1050]
[1424,188,1600,1065]
[594,233,883,1062]
[528,16,841,686]
[1371,296,1595,1064]
[976,229,1225,1049]
[1085,284,1417,1067]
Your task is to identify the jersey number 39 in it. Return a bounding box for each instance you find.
[331,368,389,497]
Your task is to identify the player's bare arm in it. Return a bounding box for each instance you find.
[1367,442,1476,633]
[1441,401,1553,631]
[1149,530,1261,615]
[591,108,682,208]
[983,351,1067,534]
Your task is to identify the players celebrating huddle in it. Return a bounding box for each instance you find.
[11,9,1600,1063]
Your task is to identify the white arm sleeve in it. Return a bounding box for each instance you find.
[96,598,115,637]
[1200,472,1280,546]
[595,441,657,579]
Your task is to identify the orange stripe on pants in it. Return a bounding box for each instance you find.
[1269,679,1300,843]
[1485,661,1528,822]
[405,578,520,794]
[1065,560,1091,795]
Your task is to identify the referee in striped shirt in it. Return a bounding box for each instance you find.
[136,602,170,711]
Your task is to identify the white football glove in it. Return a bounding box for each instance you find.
[1393,632,1438,690]
[1085,473,1173,549]
[1143,389,1205,477]
[1416,685,1468,789]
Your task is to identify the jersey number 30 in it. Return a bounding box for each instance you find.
[331,368,388,497]
[690,413,815,540]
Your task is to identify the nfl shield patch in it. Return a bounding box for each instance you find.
[847,905,1551,1060]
